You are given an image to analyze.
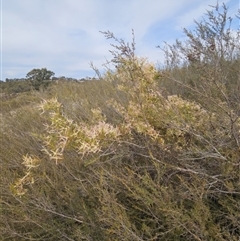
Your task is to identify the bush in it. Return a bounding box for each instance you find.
[1,3,239,240]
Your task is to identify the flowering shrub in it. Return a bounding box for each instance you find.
[3,4,239,240]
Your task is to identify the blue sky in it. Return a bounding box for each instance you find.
[1,0,239,81]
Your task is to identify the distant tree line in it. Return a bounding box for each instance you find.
[5,78,26,82]
[1,68,95,94]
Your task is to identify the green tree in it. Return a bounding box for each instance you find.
[26,68,55,90]
[2,3,239,241]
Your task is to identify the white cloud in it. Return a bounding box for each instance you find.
[1,0,238,80]
[175,0,232,30]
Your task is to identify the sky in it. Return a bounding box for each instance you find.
[1,0,239,81]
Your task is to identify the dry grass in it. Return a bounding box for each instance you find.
[1,4,239,240]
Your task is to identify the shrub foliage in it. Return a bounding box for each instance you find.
[1,3,240,240]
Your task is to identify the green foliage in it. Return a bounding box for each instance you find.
[1,3,239,240]
[0,79,32,94]
[26,68,55,90]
